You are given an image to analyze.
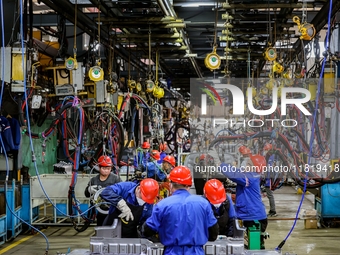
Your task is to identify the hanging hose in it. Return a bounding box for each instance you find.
[276,1,334,250]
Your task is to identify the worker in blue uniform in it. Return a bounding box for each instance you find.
[141,166,219,255]
[204,179,236,237]
[208,147,268,249]
[133,141,150,168]
[100,178,159,238]
[141,150,167,181]
[157,142,167,164]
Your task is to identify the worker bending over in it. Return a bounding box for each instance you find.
[100,178,159,238]
[204,179,236,237]
[84,155,122,226]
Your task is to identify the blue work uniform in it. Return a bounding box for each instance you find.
[145,189,217,255]
[157,151,167,164]
[100,182,153,224]
[142,161,167,181]
[0,116,15,153]
[220,163,267,221]
[133,151,150,168]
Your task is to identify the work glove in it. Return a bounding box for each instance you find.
[88,185,99,195]
[116,199,134,221]
[208,147,221,166]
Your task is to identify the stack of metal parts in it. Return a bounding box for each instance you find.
[53,162,73,174]
[67,219,296,255]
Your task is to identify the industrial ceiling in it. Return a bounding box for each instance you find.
[25,0,340,95]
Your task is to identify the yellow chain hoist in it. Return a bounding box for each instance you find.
[293,16,316,41]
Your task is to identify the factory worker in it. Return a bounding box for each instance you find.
[208,148,268,249]
[84,155,122,226]
[204,179,236,237]
[133,141,150,168]
[142,166,219,255]
[100,178,159,238]
[141,150,167,181]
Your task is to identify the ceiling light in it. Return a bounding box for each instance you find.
[222,13,234,20]
[184,53,197,58]
[224,22,234,28]
[222,1,231,8]
[177,2,216,7]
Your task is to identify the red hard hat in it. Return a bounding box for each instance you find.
[263,143,272,151]
[169,166,192,186]
[98,155,113,167]
[159,142,167,152]
[199,154,214,164]
[142,142,150,149]
[163,155,176,167]
[199,154,206,161]
[204,179,226,204]
[150,150,160,160]
[239,145,251,155]
[140,178,159,204]
[250,154,266,172]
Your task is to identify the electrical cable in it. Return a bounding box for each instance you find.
[13,7,106,248]
[276,0,333,250]
[17,1,50,253]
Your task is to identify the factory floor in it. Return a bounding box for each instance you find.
[0,186,339,255]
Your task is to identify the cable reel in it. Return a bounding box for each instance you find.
[293,16,316,41]
[65,57,78,70]
[128,79,136,90]
[136,80,142,92]
[89,66,104,81]
[153,83,164,99]
[264,47,277,61]
[273,61,284,74]
[265,78,277,90]
[204,47,221,71]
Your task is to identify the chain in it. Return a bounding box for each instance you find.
[302,0,307,24]
[98,4,101,58]
[148,25,152,75]
[73,0,77,59]
[213,0,219,48]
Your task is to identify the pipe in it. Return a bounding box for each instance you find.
[157,0,203,78]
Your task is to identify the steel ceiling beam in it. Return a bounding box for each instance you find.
[157,0,203,78]
[173,2,314,9]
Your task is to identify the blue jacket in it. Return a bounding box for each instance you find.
[8,117,21,150]
[0,116,15,153]
[220,163,267,221]
[146,189,217,255]
[133,151,150,168]
[100,182,153,224]
[142,161,167,181]
[157,151,167,164]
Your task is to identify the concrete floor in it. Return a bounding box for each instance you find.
[0,186,340,255]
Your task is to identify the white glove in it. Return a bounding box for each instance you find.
[88,185,98,195]
[116,199,134,221]
[208,147,221,166]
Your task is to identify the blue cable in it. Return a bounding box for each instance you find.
[17,0,50,251]
[276,0,333,249]
[0,0,51,251]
